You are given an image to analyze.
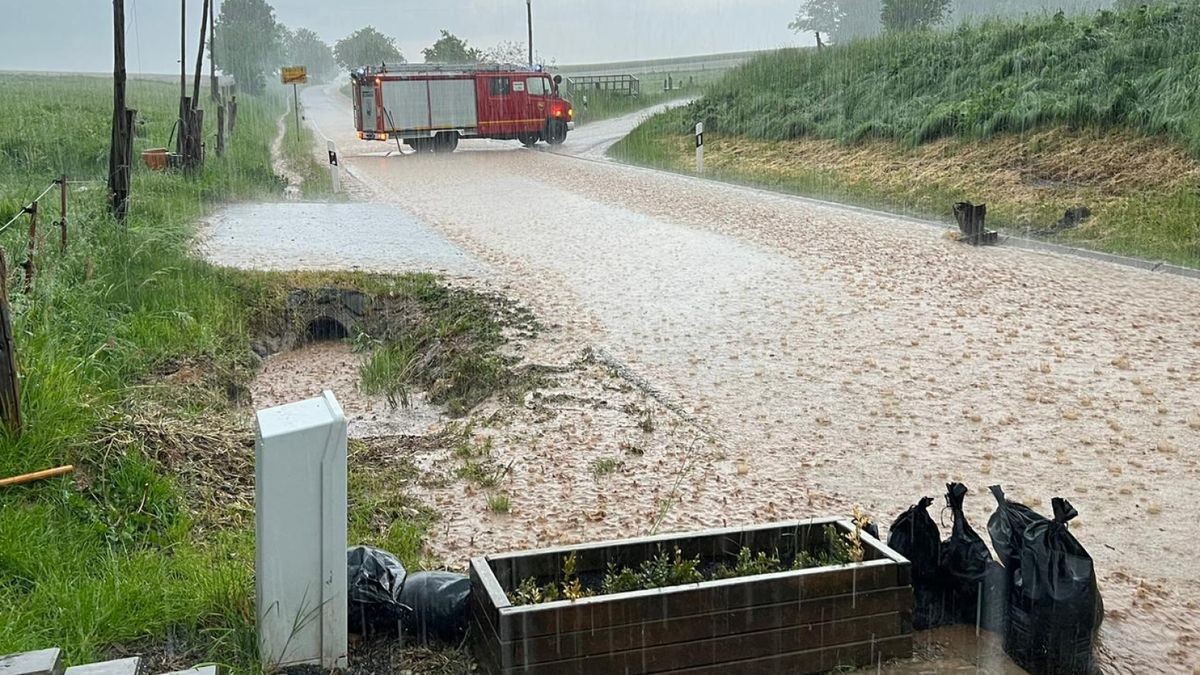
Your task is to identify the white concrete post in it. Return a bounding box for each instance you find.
[255,391,348,670]
[327,140,341,193]
[695,122,704,174]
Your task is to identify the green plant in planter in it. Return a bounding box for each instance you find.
[561,552,592,601]
[601,562,644,594]
[795,524,860,569]
[640,546,703,588]
[715,547,783,580]
[513,576,544,605]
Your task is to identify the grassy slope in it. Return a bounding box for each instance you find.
[0,74,280,667]
[613,3,1200,266]
[0,74,521,671]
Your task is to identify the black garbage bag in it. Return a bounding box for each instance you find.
[888,496,953,629]
[888,497,940,581]
[940,482,1008,631]
[398,571,472,644]
[988,484,1047,571]
[347,546,408,635]
[1006,498,1103,675]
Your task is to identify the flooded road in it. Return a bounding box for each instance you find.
[200,202,484,276]
[241,84,1200,671]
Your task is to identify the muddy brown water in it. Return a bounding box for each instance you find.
[251,342,443,438]
[226,85,1200,672]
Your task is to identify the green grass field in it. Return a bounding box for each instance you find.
[565,69,723,125]
[614,3,1200,266]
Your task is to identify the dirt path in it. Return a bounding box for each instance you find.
[270,110,302,199]
[238,85,1200,672]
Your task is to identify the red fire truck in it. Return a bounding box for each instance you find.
[350,64,575,152]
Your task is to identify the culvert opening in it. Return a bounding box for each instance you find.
[306,316,350,343]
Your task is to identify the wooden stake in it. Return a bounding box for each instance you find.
[216,103,226,157]
[0,250,22,436]
[21,202,37,295]
[109,0,130,220]
[177,0,188,159]
[58,175,68,252]
[0,465,74,488]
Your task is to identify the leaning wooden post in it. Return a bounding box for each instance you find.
[57,175,68,253]
[21,202,37,295]
[0,250,23,436]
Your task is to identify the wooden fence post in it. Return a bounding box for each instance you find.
[193,108,205,165]
[0,250,22,436]
[57,175,67,253]
[216,103,226,157]
[21,202,37,295]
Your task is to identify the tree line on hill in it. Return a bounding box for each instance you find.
[790,0,1172,47]
[211,0,537,94]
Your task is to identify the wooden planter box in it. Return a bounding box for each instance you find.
[469,517,913,675]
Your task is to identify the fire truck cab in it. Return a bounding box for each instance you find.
[350,63,575,153]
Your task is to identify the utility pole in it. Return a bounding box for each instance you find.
[526,0,533,66]
[108,0,131,220]
[210,0,219,102]
[178,0,187,159]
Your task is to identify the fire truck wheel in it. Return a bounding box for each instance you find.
[518,133,540,147]
[546,120,568,146]
[433,133,459,153]
[408,138,435,153]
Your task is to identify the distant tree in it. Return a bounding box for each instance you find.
[881,0,952,30]
[212,0,284,94]
[422,30,482,64]
[790,0,845,48]
[335,26,404,69]
[285,28,338,81]
[480,40,553,66]
[835,0,883,41]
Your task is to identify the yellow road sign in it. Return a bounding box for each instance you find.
[281,66,308,85]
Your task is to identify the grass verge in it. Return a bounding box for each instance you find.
[615,94,1199,265]
[0,73,279,670]
[0,74,513,672]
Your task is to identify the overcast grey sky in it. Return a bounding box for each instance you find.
[0,1,804,74]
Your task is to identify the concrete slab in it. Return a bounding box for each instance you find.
[63,658,140,675]
[0,649,63,675]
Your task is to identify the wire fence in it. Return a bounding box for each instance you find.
[0,173,108,433]
[0,182,60,235]
[0,175,107,294]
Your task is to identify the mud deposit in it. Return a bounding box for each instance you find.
[251,342,443,438]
